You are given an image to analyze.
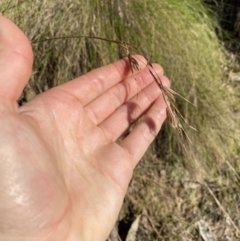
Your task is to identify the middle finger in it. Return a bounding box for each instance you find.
[84,64,163,125]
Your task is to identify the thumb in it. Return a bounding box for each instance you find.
[0,16,33,105]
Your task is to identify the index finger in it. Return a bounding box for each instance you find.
[56,55,148,106]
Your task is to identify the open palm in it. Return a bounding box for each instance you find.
[0,17,169,241]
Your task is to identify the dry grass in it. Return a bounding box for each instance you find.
[1,0,240,240]
[35,34,197,144]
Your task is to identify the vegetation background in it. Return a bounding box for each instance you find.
[1,0,240,240]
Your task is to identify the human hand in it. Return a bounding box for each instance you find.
[0,16,169,241]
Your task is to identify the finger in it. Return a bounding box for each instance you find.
[0,16,33,103]
[84,64,163,125]
[98,76,170,141]
[56,55,148,106]
[120,94,168,168]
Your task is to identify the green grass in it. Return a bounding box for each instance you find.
[1,0,240,240]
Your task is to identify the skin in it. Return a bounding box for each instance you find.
[0,16,170,241]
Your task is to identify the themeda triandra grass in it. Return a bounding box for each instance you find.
[33,35,196,141]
